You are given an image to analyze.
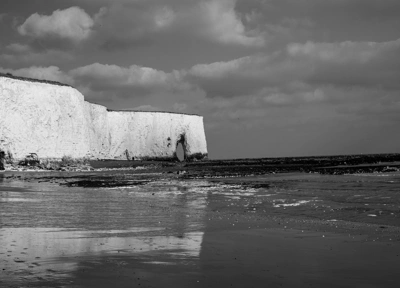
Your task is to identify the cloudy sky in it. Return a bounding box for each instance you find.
[1,0,400,159]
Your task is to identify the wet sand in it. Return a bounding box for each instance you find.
[1,165,400,287]
[6,228,395,288]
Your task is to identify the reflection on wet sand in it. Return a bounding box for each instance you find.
[0,179,210,287]
[0,227,204,286]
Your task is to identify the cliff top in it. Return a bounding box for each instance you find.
[107,109,200,117]
[0,72,73,88]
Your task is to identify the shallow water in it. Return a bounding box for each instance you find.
[1,172,400,287]
[264,172,400,225]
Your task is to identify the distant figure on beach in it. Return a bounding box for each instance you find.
[0,150,5,170]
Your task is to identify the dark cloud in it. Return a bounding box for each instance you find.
[288,39,400,89]
[2,0,400,157]
[0,45,73,66]
[89,0,265,51]
[184,38,400,99]
[99,38,154,52]
[236,0,400,43]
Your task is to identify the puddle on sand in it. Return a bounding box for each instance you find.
[0,227,204,286]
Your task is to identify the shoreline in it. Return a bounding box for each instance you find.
[2,154,400,177]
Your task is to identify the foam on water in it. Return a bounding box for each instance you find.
[106,180,264,199]
[272,200,313,208]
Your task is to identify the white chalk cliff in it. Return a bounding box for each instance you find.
[0,75,208,161]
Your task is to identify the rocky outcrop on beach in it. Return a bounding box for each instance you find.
[0,75,208,161]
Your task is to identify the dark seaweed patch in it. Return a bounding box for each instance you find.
[62,179,150,188]
[247,183,270,189]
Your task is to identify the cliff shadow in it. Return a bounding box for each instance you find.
[175,134,187,162]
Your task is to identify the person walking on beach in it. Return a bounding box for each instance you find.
[0,150,5,170]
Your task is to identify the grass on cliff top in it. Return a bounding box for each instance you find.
[0,72,72,88]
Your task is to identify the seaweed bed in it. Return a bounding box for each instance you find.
[3,153,400,188]
[179,153,400,177]
[61,179,151,188]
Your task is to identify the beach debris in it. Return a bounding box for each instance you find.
[19,153,40,166]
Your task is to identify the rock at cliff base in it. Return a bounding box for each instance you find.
[18,153,40,167]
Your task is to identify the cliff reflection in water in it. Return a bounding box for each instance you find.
[0,180,210,287]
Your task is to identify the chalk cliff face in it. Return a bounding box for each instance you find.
[0,76,208,161]
[107,111,207,160]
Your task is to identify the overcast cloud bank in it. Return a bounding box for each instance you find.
[1,0,400,158]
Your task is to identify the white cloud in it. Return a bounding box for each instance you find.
[87,0,264,50]
[18,7,95,43]
[92,3,177,50]
[197,0,264,46]
[154,6,175,29]
[286,38,400,89]
[70,63,190,93]
[263,92,292,106]
[6,43,30,53]
[0,48,73,66]
[185,53,298,98]
[287,39,400,64]
[302,88,325,102]
[188,56,251,79]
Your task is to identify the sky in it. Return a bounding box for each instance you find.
[1,0,400,159]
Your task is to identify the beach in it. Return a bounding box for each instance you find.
[1,161,400,287]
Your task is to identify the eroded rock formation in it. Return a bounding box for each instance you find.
[0,75,208,161]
